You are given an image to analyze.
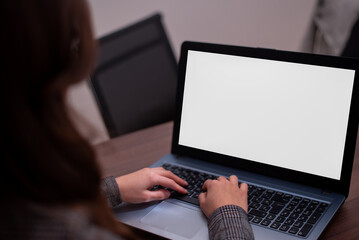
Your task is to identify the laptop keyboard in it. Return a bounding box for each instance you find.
[156,163,329,238]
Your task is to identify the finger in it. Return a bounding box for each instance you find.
[217,176,227,182]
[144,189,170,202]
[202,179,212,190]
[158,169,188,186]
[156,175,187,194]
[198,192,207,204]
[228,175,238,184]
[239,182,248,192]
[152,167,165,171]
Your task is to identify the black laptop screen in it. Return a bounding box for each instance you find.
[178,50,355,181]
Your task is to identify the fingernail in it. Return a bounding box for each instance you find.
[164,191,170,198]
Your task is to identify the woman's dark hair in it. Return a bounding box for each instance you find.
[0,0,135,238]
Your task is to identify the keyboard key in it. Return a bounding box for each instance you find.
[303,210,312,216]
[187,190,194,196]
[298,223,313,237]
[299,202,308,208]
[252,197,262,203]
[293,221,304,228]
[284,218,295,226]
[272,201,285,208]
[294,196,302,201]
[294,207,304,214]
[258,205,270,212]
[261,219,271,226]
[266,189,275,194]
[262,199,273,206]
[262,192,273,199]
[249,209,267,218]
[252,191,262,196]
[272,195,289,203]
[307,212,322,224]
[162,163,171,170]
[271,202,285,214]
[266,213,276,221]
[285,205,295,211]
[252,217,262,224]
[284,194,293,198]
[172,194,199,205]
[269,207,282,214]
[280,210,290,217]
[275,216,285,223]
[270,222,280,229]
[151,185,159,191]
[307,203,317,211]
[288,226,300,234]
[320,202,328,208]
[289,213,299,219]
[298,215,308,222]
[249,202,260,209]
[316,206,326,213]
[279,224,290,232]
[192,192,200,199]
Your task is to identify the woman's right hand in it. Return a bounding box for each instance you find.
[115,167,187,204]
[198,175,248,218]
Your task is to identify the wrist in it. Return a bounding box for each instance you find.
[115,176,127,202]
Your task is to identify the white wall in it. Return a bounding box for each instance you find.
[69,0,317,144]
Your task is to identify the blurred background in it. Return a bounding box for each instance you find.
[68,0,357,144]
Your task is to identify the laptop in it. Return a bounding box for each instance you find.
[114,41,359,240]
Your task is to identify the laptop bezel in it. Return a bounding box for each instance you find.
[171,41,359,198]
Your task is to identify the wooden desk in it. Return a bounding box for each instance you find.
[95,122,359,240]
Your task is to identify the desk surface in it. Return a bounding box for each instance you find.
[95,122,359,240]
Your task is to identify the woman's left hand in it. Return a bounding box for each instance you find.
[115,167,188,203]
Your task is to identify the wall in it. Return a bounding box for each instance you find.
[68,0,317,144]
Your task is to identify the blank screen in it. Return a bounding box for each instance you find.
[179,51,355,180]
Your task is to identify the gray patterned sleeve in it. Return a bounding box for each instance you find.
[208,205,255,240]
[101,176,122,208]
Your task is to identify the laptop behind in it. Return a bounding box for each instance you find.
[115,42,359,240]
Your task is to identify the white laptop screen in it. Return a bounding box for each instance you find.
[179,50,355,180]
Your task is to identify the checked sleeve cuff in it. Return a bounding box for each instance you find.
[101,176,122,208]
[208,205,254,240]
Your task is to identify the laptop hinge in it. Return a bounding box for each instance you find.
[321,189,332,195]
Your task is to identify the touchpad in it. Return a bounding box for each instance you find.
[140,201,206,239]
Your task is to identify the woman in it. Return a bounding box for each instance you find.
[0,0,254,239]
